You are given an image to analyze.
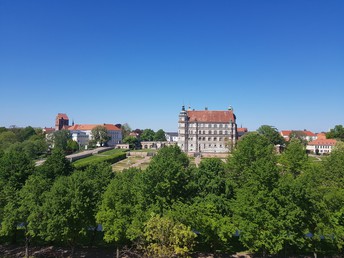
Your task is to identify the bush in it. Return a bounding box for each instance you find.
[74,152,126,170]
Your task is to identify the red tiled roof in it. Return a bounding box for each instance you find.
[187,110,235,123]
[237,127,248,133]
[57,113,69,120]
[308,139,337,146]
[281,130,292,136]
[281,130,315,137]
[43,127,55,133]
[68,124,121,131]
[317,133,327,140]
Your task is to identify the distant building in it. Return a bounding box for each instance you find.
[55,113,69,131]
[280,130,317,142]
[178,105,237,153]
[306,138,337,154]
[68,123,122,147]
[237,127,248,139]
[165,132,178,142]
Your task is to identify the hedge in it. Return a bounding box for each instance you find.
[73,152,127,170]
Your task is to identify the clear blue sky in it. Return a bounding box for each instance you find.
[1,0,343,132]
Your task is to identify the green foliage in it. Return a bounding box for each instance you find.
[67,139,79,153]
[154,129,166,141]
[123,136,140,149]
[97,168,145,245]
[143,214,196,257]
[91,125,110,146]
[40,171,97,251]
[280,138,309,177]
[0,150,35,190]
[121,123,132,138]
[140,129,155,141]
[0,131,18,151]
[228,132,278,188]
[257,125,285,146]
[143,145,192,213]
[52,130,71,151]
[326,125,344,140]
[37,148,74,180]
[73,151,126,170]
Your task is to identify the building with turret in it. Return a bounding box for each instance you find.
[55,113,69,130]
[178,106,237,153]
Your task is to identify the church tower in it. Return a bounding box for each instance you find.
[177,105,188,152]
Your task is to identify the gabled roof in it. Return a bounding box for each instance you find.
[187,110,236,123]
[68,124,121,131]
[308,139,337,146]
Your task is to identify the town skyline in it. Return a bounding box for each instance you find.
[1,1,343,132]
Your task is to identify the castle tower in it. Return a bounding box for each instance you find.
[178,105,188,152]
[55,113,69,130]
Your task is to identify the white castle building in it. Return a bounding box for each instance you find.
[178,106,237,153]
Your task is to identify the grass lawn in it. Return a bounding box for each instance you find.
[112,156,151,171]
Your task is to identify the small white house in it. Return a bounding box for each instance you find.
[69,123,122,147]
[306,139,337,154]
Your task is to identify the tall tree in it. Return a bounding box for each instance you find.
[140,129,155,141]
[229,133,282,256]
[40,171,96,257]
[37,148,73,180]
[123,136,140,150]
[279,138,309,177]
[97,168,145,256]
[154,129,166,141]
[326,125,344,141]
[91,125,110,146]
[52,130,71,151]
[121,123,132,139]
[142,145,192,214]
[257,125,285,146]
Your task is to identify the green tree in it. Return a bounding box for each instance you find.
[91,125,110,146]
[19,126,36,142]
[257,125,285,146]
[97,168,145,256]
[67,139,79,153]
[280,138,309,177]
[40,171,96,257]
[0,131,18,151]
[140,129,155,141]
[143,214,196,257]
[142,145,192,214]
[52,130,71,151]
[1,174,50,257]
[123,136,140,150]
[37,148,73,180]
[326,125,344,140]
[121,123,132,139]
[228,132,278,188]
[154,129,166,141]
[0,150,35,244]
[229,133,281,256]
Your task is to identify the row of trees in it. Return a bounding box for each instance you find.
[1,129,344,257]
[0,126,48,159]
[122,126,167,149]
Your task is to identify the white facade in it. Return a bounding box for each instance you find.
[165,132,178,142]
[178,106,237,153]
[69,124,122,147]
[306,139,337,154]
